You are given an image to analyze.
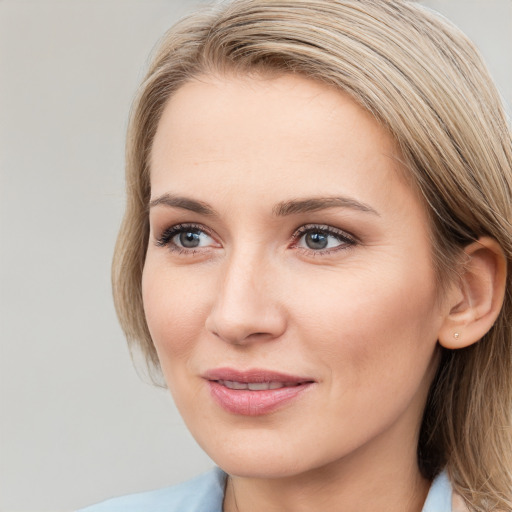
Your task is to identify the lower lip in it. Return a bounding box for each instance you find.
[207,381,313,416]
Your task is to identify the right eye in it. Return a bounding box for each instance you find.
[156,224,219,253]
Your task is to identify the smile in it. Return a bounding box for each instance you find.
[204,368,315,416]
[217,380,302,390]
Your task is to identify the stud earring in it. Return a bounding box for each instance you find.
[454,332,460,340]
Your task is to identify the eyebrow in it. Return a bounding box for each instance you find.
[148,194,215,215]
[148,193,379,217]
[273,196,379,216]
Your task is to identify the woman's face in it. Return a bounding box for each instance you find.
[143,73,446,478]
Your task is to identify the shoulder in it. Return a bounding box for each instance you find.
[77,467,227,512]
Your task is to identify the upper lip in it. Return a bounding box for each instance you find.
[203,367,315,384]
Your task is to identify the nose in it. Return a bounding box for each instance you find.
[205,250,287,345]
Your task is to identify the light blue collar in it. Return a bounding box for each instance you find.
[422,470,452,512]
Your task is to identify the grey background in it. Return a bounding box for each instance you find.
[1,1,510,511]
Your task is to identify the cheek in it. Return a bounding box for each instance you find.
[289,261,441,381]
[141,260,211,364]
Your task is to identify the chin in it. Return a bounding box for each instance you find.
[213,453,311,479]
[193,428,333,479]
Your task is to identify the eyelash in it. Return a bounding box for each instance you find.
[291,224,357,254]
[155,223,357,256]
[156,223,215,255]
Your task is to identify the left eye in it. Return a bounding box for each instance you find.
[295,226,354,251]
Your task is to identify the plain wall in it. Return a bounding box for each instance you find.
[1,1,511,511]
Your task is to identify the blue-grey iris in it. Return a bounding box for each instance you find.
[305,232,328,250]
[180,230,201,248]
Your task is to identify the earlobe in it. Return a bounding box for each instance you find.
[438,237,507,350]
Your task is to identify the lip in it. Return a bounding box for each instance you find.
[203,367,315,416]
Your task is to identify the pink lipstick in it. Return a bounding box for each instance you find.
[204,368,315,416]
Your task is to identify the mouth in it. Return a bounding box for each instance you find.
[203,368,315,416]
[217,380,303,390]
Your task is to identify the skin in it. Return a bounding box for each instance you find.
[143,73,454,512]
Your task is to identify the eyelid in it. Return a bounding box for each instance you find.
[155,222,219,250]
[293,223,356,239]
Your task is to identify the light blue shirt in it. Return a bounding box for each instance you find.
[78,467,453,512]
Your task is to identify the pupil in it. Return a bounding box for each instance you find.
[306,232,328,250]
[180,231,200,248]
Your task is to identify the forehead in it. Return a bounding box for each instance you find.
[152,72,396,160]
[150,73,423,219]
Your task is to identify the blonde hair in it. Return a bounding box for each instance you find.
[112,1,512,509]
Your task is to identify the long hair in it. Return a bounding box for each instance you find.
[112,1,512,509]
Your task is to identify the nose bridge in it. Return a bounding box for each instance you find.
[206,243,285,344]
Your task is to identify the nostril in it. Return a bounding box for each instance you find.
[206,312,286,345]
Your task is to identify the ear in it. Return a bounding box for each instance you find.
[438,237,507,350]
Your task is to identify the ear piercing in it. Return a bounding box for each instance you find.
[454,332,460,340]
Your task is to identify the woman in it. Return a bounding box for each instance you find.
[80,0,512,510]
